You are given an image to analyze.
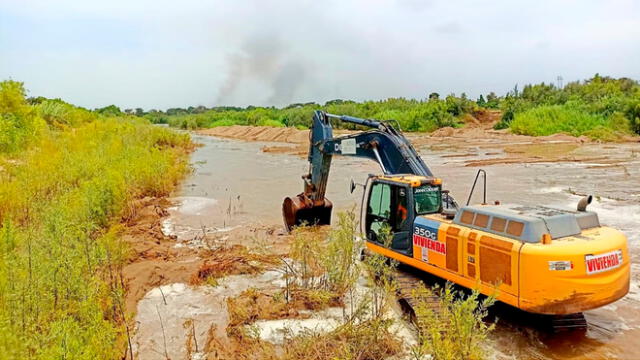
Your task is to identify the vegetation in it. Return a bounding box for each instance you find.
[0,81,46,152]
[411,283,496,360]
[136,74,639,141]
[219,212,404,360]
[220,213,496,360]
[496,75,640,139]
[148,96,479,132]
[285,211,363,309]
[0,80,192,358]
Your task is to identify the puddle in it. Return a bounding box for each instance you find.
[253,317,342,344]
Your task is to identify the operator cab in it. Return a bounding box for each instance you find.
[362,174,446,256]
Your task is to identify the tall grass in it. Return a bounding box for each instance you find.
[237,212,403,360]
[0,81,192,358]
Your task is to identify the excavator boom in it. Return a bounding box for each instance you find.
[283,110,437,231]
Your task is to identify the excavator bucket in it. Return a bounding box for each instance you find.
[282,195,333,232]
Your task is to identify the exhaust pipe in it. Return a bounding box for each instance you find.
[577,195,593,212]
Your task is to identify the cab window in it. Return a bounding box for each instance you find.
[367,182,411,243]
[414,185,441,215]
[369,183,391,219]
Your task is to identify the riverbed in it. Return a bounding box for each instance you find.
[150,132,640,359]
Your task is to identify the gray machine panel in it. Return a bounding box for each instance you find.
[452,204,600,243]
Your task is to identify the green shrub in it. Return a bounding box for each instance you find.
[0,81,46,152]
[625,98,640,134]
[148,74,640,139]
[36,99,96,128]
[257,118,285,127]
[509,104,630,138]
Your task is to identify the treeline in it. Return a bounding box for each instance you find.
[138,74,639,140]
[146,95,480,133]
[498,74,640,140]
[0,81,192,357]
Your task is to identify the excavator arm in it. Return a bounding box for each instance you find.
[283,111,442,231]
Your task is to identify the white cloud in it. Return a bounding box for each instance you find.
[0,0,638,109]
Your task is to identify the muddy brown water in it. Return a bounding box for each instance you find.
[178,134,640,359]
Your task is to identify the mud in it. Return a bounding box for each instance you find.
[120,197,207,313]
[119,196,287,314]
[128,124,640,359]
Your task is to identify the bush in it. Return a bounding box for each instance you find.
[0,80,46,152]
[509,104,631,138]
[210,119,238,128]
[36,99,96,128]
[257,119,285,127]
[288,211,361,298]
[411,283,496,360]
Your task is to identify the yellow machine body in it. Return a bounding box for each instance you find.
[362,175,630,315]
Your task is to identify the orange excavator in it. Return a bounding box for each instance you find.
[283,111,629,325]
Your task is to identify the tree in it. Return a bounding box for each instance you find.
[428,92,440,100]
[476,94,486,107]
[486,92,499,109]
[95,105,122,116]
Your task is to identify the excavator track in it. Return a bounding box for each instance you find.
[392,266,441,323]
[547,313,587,332]
[390,264,587,333]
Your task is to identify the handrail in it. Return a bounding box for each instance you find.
[466,169,487,206]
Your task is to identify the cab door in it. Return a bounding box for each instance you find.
[364,180,412,256]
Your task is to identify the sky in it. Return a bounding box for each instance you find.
[0,0,639,110]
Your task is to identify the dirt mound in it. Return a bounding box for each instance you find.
[474,109,503,126]
[535,133,590,143]
[431,126,456,137]
[197,125,310,144]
